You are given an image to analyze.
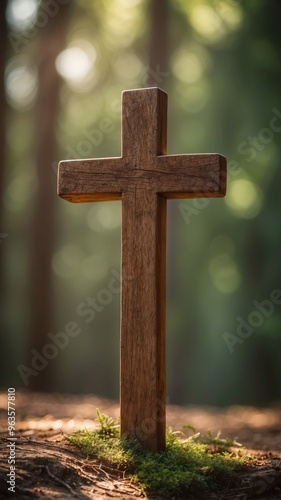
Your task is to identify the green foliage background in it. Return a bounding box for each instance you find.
[2,0,281,406]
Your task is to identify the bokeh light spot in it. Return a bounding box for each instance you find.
[6,0,38,31]
[103,0,145,49]
[209,254,241,294]
[226,179,263,219]
[216,1,243,29]
[56,40,97,92]
[190,5,225,42]
[113,52,143,81]
[97,204,121,229]
[87,203,121,232]
[172,50,203,84]
[5,58,38,110]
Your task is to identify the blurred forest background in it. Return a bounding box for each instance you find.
[1,0,281,407]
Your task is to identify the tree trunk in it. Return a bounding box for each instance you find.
[0,1,8,281]
[27,0,72,391]
[0,1,8,355]
[147,0,168,89]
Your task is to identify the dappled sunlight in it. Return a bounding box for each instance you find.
[5,57,38,110]
[215,1,243,30]
[113,52,143,82]
[97,204,121,230]
[2,390,281,449]
[172,43,211,86]
[190,5,226,43]
[168,403,281,433]
[209,254,241,294]
[175,0,243,44]
[172,50,204,84]
[2,0,281,413]
[209,235,240,294]
[116,0,143,7]
[103,0,145,49]
[87,203,121,232]
[56,40,97,93]
[6,0,39,31]
[225,179,263,219]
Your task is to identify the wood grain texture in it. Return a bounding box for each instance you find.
[121,189,166,451]
[57,87,227,451]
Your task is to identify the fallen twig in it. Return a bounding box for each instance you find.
[45,465,77,497]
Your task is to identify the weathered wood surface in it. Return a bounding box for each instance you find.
[58,87,227,451]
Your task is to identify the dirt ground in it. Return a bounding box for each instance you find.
[0,391,281,499]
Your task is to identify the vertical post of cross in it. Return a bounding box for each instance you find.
[120,89,167,451]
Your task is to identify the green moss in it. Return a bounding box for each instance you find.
[67,411,251,498]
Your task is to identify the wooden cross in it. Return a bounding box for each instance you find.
[58,87,226,451]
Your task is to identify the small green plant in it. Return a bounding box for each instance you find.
[183,425,243,452]
[67,410,250,498]
[95,408,120,438]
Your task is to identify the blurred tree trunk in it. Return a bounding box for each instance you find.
[147,0,198,404]
[0,0,8,277]
[0,1,8,352]
[147,0,168,88]
[27,0,72,391]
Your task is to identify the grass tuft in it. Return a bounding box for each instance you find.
[67,410,251,498]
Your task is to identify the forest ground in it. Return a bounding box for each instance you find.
[0,391,281,499]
